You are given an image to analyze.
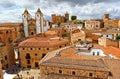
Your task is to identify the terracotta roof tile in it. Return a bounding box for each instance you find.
[41,57,109,71]
[102,46,120,59]
[18,37,69,48]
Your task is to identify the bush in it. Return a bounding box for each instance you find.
[116,36,120,40]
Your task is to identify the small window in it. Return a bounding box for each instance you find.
[97,52,99,56]
[23,48,25,50]
[37,14,39,17]
[59,46,62,48]
[93,52,95,56]
[47,48,49,50]
[89,73,93,77]
[31,32,34,35]
[5,56,7,60]
[106,35,109,37]
[72,71,75,75]
[78,39,81,41]
[42,54,46,58]
[109,72,113,76]
[35,54,37,56]
[65,44,66,46]
[59,70,62,74]
[30,48,33,50]
[6,31,8,34]
[64,30,66,32]
[27,65,31,68]
[96,25,98,27]
[38,48,41,50]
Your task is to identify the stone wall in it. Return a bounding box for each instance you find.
[19,43,69,68]
[40,65,109,79]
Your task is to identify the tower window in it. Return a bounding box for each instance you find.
[37,14,39,17]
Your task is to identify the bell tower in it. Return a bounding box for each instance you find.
[35,8,43,34]
[65,11,69,22]
[22,9,31,37]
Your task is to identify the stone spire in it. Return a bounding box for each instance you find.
[23,9,29,14]
[36,8,43,16]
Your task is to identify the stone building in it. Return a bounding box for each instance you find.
[103,14,120,28]
[0,59,3,79]
[0,22,24,40]
[0,27,15,69]
[40,46,120,79]
[98,37,119,47]
[18,35,69,68]
[40,57,109,79]
[60,23,86,44]
[52,12,69,24]
[85,19,103,30]
[22,8,49,37]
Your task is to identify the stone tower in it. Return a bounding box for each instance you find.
[104,14,109,21]
[65,11,69,22]
[35,8,43,34]
[22,9,31,37]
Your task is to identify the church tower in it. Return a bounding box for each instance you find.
[35,8,43,34]
[22,9,31,37]
[65,11,69,22]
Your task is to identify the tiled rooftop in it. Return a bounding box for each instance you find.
[18,37,69,48]
[42,56,109,71]
[102,46,120,59]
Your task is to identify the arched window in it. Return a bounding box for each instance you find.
[25,53,31,59]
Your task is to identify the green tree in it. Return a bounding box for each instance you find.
[116,36,120,40]
[71,16,77,20]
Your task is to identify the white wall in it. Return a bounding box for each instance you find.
[90,49,106,56]
[102,34,113,39]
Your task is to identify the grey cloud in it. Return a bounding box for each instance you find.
[50,0,120,7]
[0,1,16,8]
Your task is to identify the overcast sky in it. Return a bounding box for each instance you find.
[0,0,120,23]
